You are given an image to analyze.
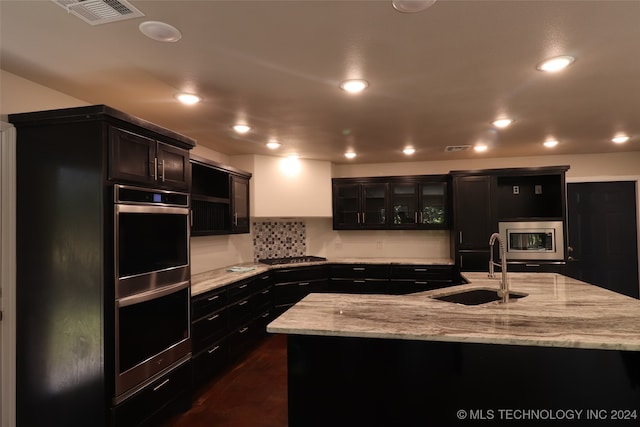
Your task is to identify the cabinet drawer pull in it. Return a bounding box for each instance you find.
[526,263,541,267]
[152,378,170,392]
[261,289,270,295]
[239,327,249,334]
[261,312,270,318]
[352,267,365,271]
[238,300,249,306]
[207,345,220,354]
[354,280,366,284]
[207,314,220,321]
[299,282,310,286]
[238,284,248,289]
[261,275,270,280]
[207,295,220,302]
[414,268,428,272]
[415,281,427,285]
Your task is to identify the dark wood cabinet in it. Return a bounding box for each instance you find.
[451,166,569,272]
[452,174,494,272]
[9,105,195,427]
[109,126,190,191]
[329,264,390,294]
[333,175,449,230]
[332,180,389,229]
[389,176,450,229]
[191,273,275,387]
[190,155,252,235]
[388,264,456,294]
[273,265,329,313]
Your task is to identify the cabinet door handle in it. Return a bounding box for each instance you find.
[207,314,219,321]
[415,212,418,223]
[152,378,170,392]
[207,295,219,302]
[207,345,220,354]
[239,327,249,334]
[160,160,165,182]
[152,157,158,180]
[459,231,463,244]
[261,289,270,295]
[357,212,361,224]
[238,300,249,306]
[261,312,270,319]
[234,213,238,226]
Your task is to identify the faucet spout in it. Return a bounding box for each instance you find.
[488,232,509,303]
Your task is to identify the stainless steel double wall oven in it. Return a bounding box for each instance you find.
[113,184,192,403]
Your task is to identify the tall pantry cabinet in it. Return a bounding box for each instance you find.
[10,105,195,427]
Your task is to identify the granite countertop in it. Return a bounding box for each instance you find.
[267,272,640,352]
[190,257,454,296]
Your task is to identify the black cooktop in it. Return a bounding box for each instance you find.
[258,256,327,265]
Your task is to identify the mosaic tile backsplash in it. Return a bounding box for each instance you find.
[253,220,306,261]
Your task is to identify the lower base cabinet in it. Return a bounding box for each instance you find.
[110,359,192,427]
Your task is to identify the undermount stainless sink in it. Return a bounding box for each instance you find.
[430,288,528,306]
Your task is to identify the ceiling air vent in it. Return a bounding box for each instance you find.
[445,145,472,152]
[53,0,144,26]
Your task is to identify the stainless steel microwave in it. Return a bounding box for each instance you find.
[498,221,565,261]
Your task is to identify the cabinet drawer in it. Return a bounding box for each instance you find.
[272,265,329,283]
[192,288,227,320]
[228,278,254,303]
[388,279,451,295]
[192,308,228,354]
[274,279,327,307]
[390,265,453,280]
[328,278,389,294]
[111,359,192,427]
[192,340,228,387]
[252,286,274,313]
[331,264,389,279]
[228,297,253,329]
[227,322,259,360]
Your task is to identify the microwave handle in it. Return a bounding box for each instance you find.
[118,280,189,307]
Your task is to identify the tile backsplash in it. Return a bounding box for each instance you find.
[253,220,306,261]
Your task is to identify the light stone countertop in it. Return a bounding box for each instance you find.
[267,272,640,352]
[190,257,454,296]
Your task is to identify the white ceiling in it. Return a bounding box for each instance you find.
[1,0,639,164]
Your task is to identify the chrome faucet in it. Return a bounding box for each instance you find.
[489,232,509,303]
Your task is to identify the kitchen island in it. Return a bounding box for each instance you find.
[267,273,640,426]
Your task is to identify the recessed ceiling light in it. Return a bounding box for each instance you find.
[339,79,369,94]
[612,135,630,144]
[392,0,437,13]
[288,154,299,160]
[233,124,251,134]
[474,144,488,152]
[344,152,357,159]
[266,140,281,149]
[403,147,416,155]
[536,55,575,72]
[139,21,182,43]
[175,93,201,105]
[544,139,559,148]
[492,118,513,128]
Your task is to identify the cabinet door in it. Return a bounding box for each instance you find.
[231,175,250,233]
[156,142,190,190]
[333,182,361,228]
[419,181,448,228]
[454,175,493,249]
[362,182,388,227]
[109,127,156,185]
[390,182,418,227]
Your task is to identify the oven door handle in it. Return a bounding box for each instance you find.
[117,280,189,307]
[116,204,189,215]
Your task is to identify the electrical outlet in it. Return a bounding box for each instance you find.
[376,240,383,249]
[513,185,520,195]
[535,185,543,194]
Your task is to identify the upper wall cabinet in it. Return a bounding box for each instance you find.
[332,175,450,230]
[109,127,191,191]
[190,155,252,235]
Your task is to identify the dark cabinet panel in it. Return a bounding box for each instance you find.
[109,127,190,191]
[190,156,251,235]
[388,264,455,294]
[453,175,493,250]
[333,175,449,230]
